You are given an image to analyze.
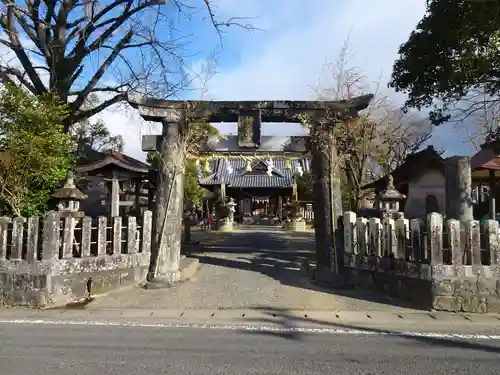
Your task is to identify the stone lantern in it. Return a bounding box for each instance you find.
[377,175,406,218]
[227,197,236,223]
[219,198,237,232]
[53,172,88,218]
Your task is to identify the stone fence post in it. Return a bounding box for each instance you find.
[97,216,107,256]
[343,211,500,268]
[485,220,500,265]
[127,216,138,254]
[81,217,92,257]
[26,217,40,261]
[142,210,152,253]
[395,217,409,260]
[112,217,122,255]
[42,211,60,261]
[0,217,11,260]
[343,211,448,265]
[427,213,443,265]
[10,217,26,260]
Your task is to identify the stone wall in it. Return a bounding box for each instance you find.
[0,210,152,308]
[343,212,500,313]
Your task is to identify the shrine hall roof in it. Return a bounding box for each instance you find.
[471,140,500,171]
[198,157,310,189]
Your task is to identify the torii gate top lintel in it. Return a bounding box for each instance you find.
[127,92,374,123]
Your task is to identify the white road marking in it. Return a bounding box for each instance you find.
[1,318,500,340]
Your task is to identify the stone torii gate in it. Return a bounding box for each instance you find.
[127,93,373,285]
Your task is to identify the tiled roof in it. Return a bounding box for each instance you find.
[198,157,310,188]
[471,141,500,171]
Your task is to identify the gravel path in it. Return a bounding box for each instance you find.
[91,227,421,312]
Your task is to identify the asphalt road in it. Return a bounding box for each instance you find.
[1,321,500,375]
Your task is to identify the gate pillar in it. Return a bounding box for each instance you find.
[310,120,343,271]
[147,118,187,285]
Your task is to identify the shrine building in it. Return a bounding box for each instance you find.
[197,117,311,221]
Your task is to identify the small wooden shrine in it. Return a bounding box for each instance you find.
[75,150,152,218]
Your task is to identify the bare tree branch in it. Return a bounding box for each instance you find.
[311,37,434,209]
[0,0,256,129]
[72,93,125,123]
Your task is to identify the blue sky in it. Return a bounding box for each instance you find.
[85,0,477,160]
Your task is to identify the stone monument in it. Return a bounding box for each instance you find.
[53,172,87,218]
[219,198,236,232]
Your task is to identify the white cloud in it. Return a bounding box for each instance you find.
[207,0,427,100]
[93,102,162,159]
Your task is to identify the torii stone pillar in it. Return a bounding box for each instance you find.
[130,102,188,285]
[149,119,186,283]
[310,119,344,272]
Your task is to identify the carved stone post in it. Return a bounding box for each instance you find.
[310,119,344,273]
[445,156,473,221]
[110,172,120,217]
[148,119,186,284]
[310,120,333,270]
[329,127,344,271]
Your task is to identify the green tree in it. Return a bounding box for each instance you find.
[146,151,157,165]
[72,119,124,157]
[389,0,500,125]
[295,171,313,202]
[146,121,220,209]
[0,84,73,216]
[183,159,205,209]
[72,95,124,158]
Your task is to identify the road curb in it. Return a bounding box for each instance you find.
[1,308,500,337]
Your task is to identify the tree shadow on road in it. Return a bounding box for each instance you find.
[186,231,426,312]
[239,307,500,354]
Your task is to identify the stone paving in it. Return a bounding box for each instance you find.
[90,226,422,312]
